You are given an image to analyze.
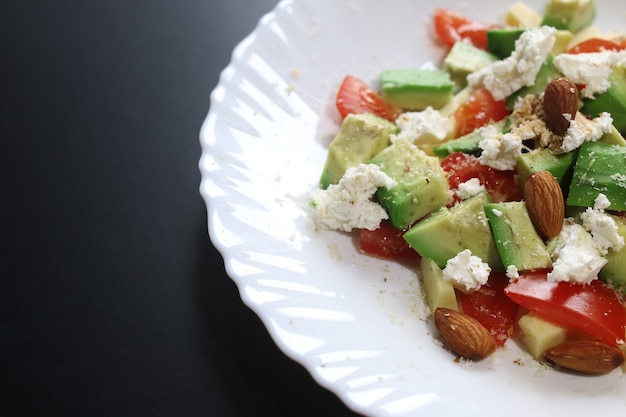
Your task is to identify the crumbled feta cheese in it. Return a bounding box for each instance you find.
[442,249,491,292]
[547,221,607,284]
[506,265,520,281]
[311,164,397,232]
[456,178,485,200]
[580,194,624,255]
[560,112,613,153]
[467,26,556,100]
[478,124,528,170]
[391,107,451,145]
[553,50,626,98]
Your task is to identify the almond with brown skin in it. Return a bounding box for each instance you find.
[524,170,565,238]
[544,339,625,374]
[543,77,579,136]
[434,307,496,360]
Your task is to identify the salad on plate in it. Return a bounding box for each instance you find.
[311,0,626,375]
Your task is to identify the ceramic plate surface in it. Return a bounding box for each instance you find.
[199,1,626,416]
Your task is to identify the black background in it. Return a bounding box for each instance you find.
[2,1,364,416]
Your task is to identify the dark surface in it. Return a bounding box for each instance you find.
[2,1,363,416]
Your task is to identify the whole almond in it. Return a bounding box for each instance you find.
[434,307,496,360]
[524,170,565,238]
[544,339,625,374]
[543,77,579,136]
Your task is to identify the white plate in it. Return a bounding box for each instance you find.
[199,1,626,416]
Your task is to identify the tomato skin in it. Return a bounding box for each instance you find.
[459,272,520,346]
[335,75,401,122]
[454,88,509,137]
[441,152,522,203]
[433,8,497,50]
[567,38,626,54]
[505,271,626,345]
[359,220,421,261]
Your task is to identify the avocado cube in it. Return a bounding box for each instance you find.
[484,201,552,272]
[581,65,626,134]
[380,68,453,110]
[403,191,503,271]
[567,142,626,211]
[419,258,459,315]
[541,0,596,34]
[370,139,449,229]
[487,28,526,59]
[444,42,498,90]
[600,213,626,294]
[319,113,397,189]
[518,312,569,359]
[516,147,578,191]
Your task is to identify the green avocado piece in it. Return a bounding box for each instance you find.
[581,64,626,134]
[484,201,553,272]
[444,42,498,91]
[370,139,450,229]
[403,191,503,271]
[380,68,453,110]
[600,214,626,294]
[541,0,596,34]
[567,142,626,211]
[319,113,397,189]
[487,28,526,60]
[433,117,511,158]
[505,54,563,110]
[516,148,578,192]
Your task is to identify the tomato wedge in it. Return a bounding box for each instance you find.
[459,272,520,346]
[359,220,421,261]
[441,152,522,203]
[453,88,509,137]
[335,75,401,122]
[505,271,626,345]
[433,8,498,50]
[567,37,626,54]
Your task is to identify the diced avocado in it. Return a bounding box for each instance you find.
[567,142,626,211]
[433,117,511,158]
[484,201,553,272]
[516,148,578,192]
[487,28,526,59]
[552,30,575,54]
[370,139,450,229]
[403,191,504,271]
[598,125,626,147]
[444,42,498,91]
[541,0,596,34]
[380,68,453,110]
[599,214,626,295]
[581,64,626,134]
[419,258,459,315]
[506,54,563,110]
[319,113,396,189]
[504,2,542,28]
[518,312,569,359]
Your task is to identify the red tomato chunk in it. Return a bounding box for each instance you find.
[505,271,626,346]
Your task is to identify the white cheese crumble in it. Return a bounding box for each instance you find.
[547,221,607,284]
[456,178,485,200]
[506,265,520,281]
[311,164,397,232]
[560,112,613,153]
[477,124,530,170]
[442,249,491,292]
[391,107,451,145]
[467,26,556,100]
[553,50,626,98]
[580,193,624,255]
